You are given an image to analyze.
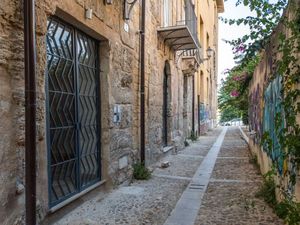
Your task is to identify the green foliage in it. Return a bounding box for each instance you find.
[188,131,198,141]
[224,1,300,224]
[221,0,287,65]
[255,172,277,207]
[275,200,300,224]
[218,56,260,124]
[133,163,151,180]
[255,171,300,225]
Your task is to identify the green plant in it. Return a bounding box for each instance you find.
[133,163,151,180]
[249,154,258,165]
[223,1,300,224]
[189,131,198,141]
[256,171,300,225]
[255,172,277,207]
[275,199,300,225]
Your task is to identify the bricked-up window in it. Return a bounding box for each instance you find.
[46,17,101,207]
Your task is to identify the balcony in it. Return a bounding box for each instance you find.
[157,0,200,52]
[157,20,200,51]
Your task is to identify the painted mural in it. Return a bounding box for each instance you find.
[249,84,262,144]
[199,103,209,123]
[262,75,285,175]
[249,75,286,175]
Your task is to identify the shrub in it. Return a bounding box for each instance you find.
[133,163,151,180]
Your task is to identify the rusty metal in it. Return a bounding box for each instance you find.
[24,0,37,224]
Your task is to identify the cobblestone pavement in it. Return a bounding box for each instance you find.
[195,127,284,225]
[54,129,222,225]
[53,127,283,225]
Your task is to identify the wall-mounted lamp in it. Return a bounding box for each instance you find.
[206,47,214,59]
[202,47,215,62]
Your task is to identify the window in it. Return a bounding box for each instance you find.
[46,18,101,207]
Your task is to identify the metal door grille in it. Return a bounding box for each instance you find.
[46,18,100,207]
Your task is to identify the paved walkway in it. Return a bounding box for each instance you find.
[52,127,283,225]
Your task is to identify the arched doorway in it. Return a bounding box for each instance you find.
[163,61,171,147]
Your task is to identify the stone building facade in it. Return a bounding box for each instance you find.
[196,0,223,135]
[0,0,223,224]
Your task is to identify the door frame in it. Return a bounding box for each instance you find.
[45,16,102,208]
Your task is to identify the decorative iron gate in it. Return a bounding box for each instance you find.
[46,18,101,207]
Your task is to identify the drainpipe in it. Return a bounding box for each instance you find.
[192,75,195,134]
[140,0,146,165]
[24,0,37,224]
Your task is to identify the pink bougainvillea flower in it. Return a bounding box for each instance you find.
[233,43,246,54]
[230,90,240,97]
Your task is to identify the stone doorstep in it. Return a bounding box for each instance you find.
[163,146,174,153]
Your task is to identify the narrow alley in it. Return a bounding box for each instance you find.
[47,127,283,225]
[1,0,300,224]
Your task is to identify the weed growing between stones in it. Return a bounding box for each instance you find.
[133,163,151,180]
[189,131,198,142]
[256,170,300,225]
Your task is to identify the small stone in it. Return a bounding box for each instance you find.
[16,180,24,195]
[161,161,170,168]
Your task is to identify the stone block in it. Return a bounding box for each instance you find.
[119,155,129,170]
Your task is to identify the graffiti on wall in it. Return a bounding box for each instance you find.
[263,75,285,175]
[249,84,262,144]
[199,103,210,123]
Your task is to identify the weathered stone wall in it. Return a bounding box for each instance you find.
[248,1,300,202]
[0,1,27,224]
[1,0,141,224]
[144,0,193,165]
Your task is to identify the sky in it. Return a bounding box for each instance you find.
[217,1,253,84]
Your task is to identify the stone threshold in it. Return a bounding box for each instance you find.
[49,180,106,213]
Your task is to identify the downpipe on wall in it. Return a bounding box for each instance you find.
[140,0,146,165]
[24,0,37,224]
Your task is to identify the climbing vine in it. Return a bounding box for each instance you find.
[221,0,300,224]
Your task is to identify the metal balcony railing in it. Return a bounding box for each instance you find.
[182,48,202,65]
[157,0,201,51]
